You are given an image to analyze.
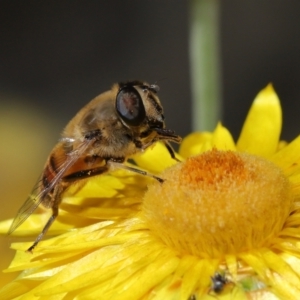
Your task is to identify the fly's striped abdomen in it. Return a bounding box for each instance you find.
[42,156,59,189]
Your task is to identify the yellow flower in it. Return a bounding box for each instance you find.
[1,84,300,299]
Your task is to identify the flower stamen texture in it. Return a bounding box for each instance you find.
[143,149,292,257]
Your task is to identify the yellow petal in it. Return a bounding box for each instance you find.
[270,135,300,175]
[179,132,212,158]
[0,281,39,300]
[133,142,181,173]
[240,250,300,299]
[211,122,236,151]
[176,256,199,299]
[261,250,300,289]
[281,252,300,278]
[237,84,282,157]
[225,254,238,281]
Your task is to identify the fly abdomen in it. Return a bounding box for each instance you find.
[41,154,60,190]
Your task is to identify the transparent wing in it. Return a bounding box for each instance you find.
[8,139,92,234]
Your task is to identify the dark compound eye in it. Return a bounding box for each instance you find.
[116,86,146,126]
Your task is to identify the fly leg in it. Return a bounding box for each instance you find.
[28,166,109,252]
[63,158,164,183]
[27,184,64,252]
[27,204,59,252]
[107,161,164,183]
[27,160,163,252]
[65,162,164,183]
[164,141,181,162]
[62,165,109,181]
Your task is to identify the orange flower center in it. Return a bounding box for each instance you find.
[142,149,293,257]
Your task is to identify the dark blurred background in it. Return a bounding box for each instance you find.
[1,0,300,285]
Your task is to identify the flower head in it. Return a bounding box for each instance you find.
[1,84,300,299]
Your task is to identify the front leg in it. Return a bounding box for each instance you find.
[62,164,109,181]
[62,154,164,187]
[164,141,181,162]
[133,135,180,163]
[107,160,164,183]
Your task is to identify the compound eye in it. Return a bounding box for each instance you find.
[116,86,146,126]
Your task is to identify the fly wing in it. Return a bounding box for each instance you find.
[7,179,47,234]
[8,138,93,234]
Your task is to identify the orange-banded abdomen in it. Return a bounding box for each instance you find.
[40,140,107,199]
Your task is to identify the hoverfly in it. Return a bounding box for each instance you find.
[8,80,182,252]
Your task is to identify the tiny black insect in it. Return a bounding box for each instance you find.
[211,272,229,293]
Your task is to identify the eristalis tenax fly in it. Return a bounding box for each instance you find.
[8,80,182,252]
